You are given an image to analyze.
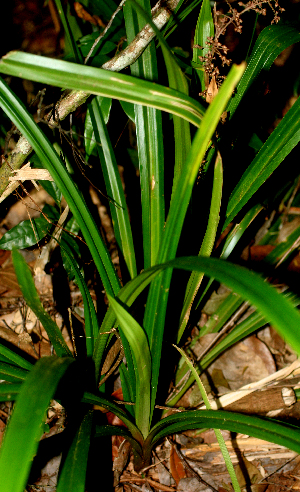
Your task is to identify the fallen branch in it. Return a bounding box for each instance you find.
[0,0,180,199]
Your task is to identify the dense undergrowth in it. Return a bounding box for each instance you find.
[0,0,300,490]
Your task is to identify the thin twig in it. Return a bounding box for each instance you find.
[195,301,250,362]
[257,455,298,484]
[84,0,127,65]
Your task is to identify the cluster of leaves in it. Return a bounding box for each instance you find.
[0,0,299,491]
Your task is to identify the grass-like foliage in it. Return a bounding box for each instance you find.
[0,0,299,490]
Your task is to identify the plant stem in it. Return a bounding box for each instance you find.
[173,345,242,492]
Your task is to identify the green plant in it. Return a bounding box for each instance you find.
[0,0,300,490]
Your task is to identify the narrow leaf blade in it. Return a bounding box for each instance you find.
[0,356,74,492]
[57,410,93,492]
[107,295,151,438]
[12,249,73,357]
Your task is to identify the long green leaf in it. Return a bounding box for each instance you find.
[107,295,151,438]
[192,0,214,92]
[228,23,300,116]
[144,63,245,419]
[0,383,22,402]
[0,344,33,371]
[161,64,245,264]
[60,240,99,357]
[0,76,120,297]
[124,0,165,268]
[12,249,73,358]
[57,410,93,492]
[54,0,83,63]
[225,94,300,228]
[101,256,300,360]
[0,51,205,128]
[178,151,223,342]
[81,391,144,444]
[127,0,191,205]
[89,97,137,278]
[146,409,300,454]
[0,362,29,382]
[0,356,74,492]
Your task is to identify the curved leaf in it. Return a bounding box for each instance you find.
[146,410,300,454]
[0,356,74,492]
[0,382,22,402]
[12,249,73,358]
[225,93,300,228]
[108,295,151,438]
[81,391,144,444]
[0,51,205,128]
[57,410,93,492]
[99,256,300,361]
[60,240,99,357]
[228,23,300,116]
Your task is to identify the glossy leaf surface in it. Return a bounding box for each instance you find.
[225,93,300,227]
[57,410,93,492]
[0,52,205,127]
[228,23,300,116]
[0,356,74,492]
[147,410,300,453]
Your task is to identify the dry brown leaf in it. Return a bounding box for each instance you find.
[234,455,267,492]
[169,445,187,485]
[206,75,218,103]
[0,251,22,296]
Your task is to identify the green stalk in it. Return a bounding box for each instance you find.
[174,345,241,492]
